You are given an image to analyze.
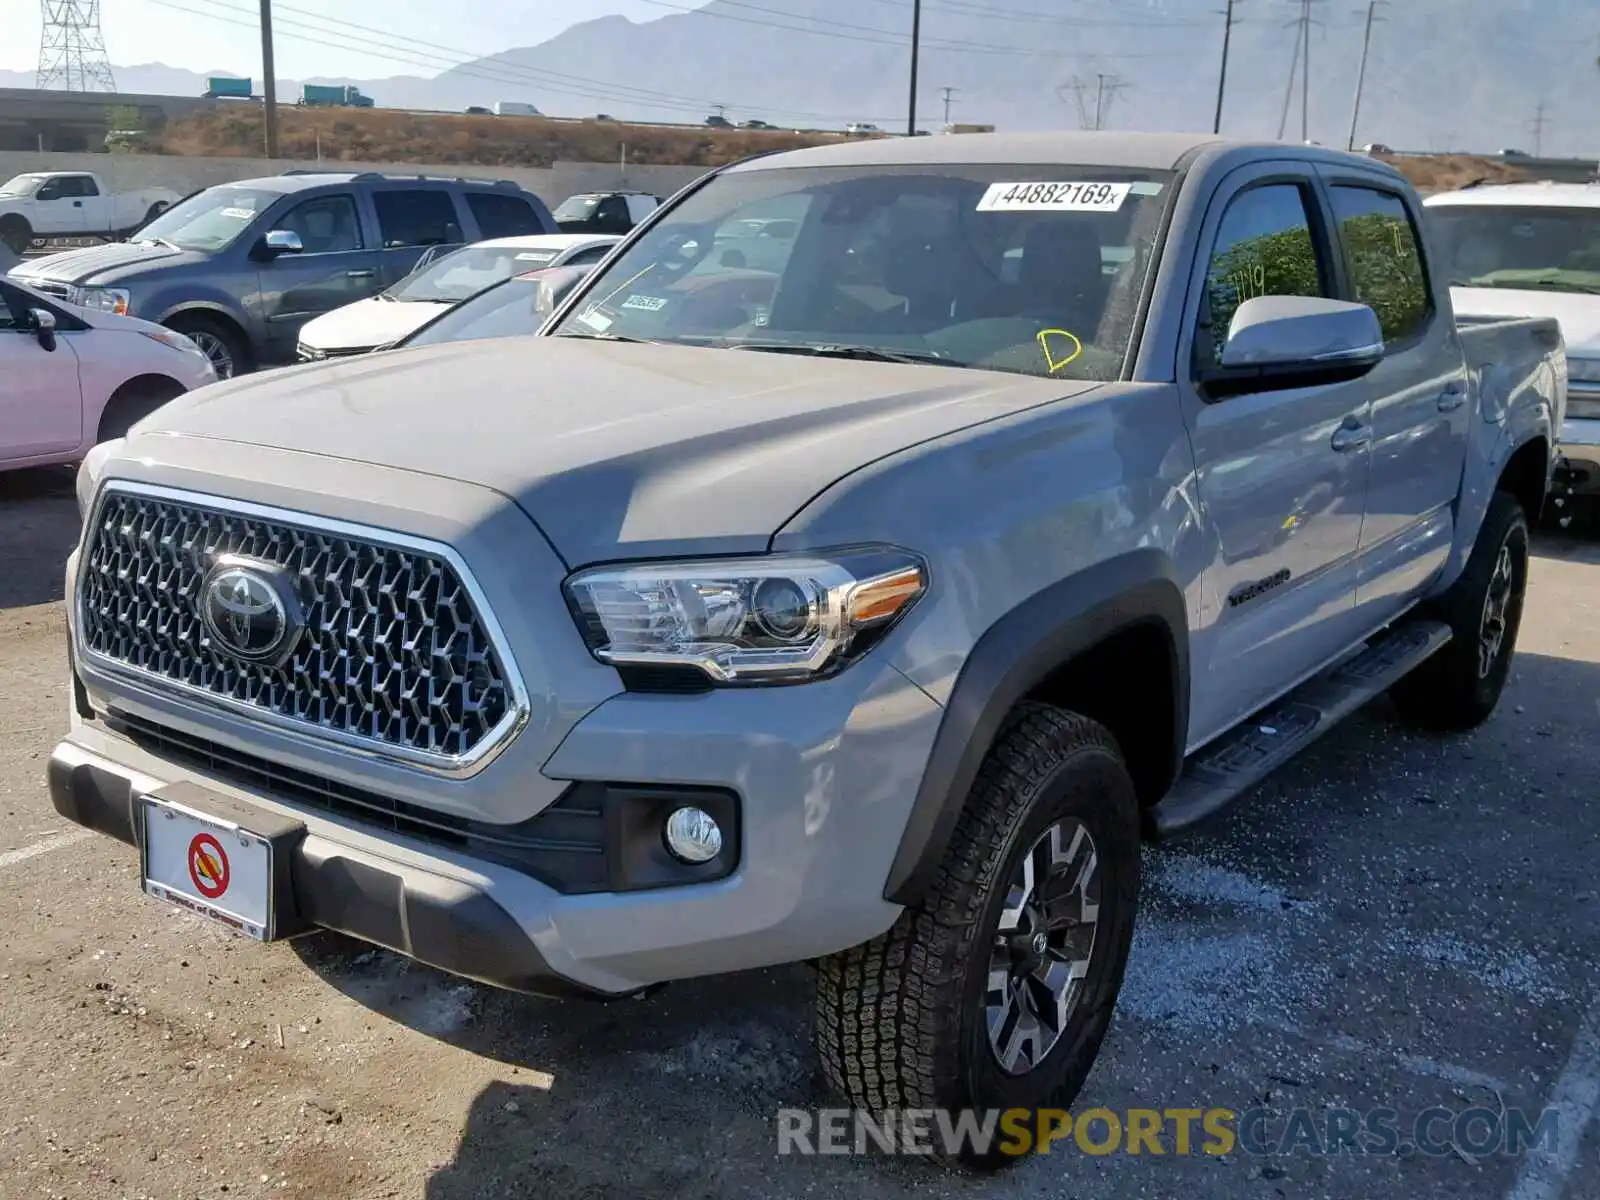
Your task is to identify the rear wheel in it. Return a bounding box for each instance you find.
[164,313,247,379]
[815,705,1140,1166]
[0,215,32,256]
[1390,490,1529,731]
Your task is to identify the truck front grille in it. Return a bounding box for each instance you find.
[77,484,521,770]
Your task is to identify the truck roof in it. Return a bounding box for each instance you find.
[1424,180,1600,209]
[726,131,1410,179]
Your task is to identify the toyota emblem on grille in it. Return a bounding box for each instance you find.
[199,556,303,667]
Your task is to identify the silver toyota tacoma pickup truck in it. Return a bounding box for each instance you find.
[52,133,1564,1150]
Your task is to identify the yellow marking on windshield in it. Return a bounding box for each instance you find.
[1036,329,1084,373]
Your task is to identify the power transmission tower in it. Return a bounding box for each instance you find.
[1346,0,1384,150]
[1213,0,1238,134]
[1094,73,1129,130]
[1276,0,1321,141]
[941,86,958,127]
[1528,100,1550,156]
[1058,77,1095,130]
[36,0,117,93]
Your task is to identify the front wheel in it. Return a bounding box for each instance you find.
[815,705,1140,1166]
[1390,490,1530,731]
[164,313,248,380]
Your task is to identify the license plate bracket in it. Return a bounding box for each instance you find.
[139,781,306,941]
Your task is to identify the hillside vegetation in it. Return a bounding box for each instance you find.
[153,107,849,167]
[147,108,1526,199]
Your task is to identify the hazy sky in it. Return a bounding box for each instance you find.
[2,0,667,77]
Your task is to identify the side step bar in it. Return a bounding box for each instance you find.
[1148,619,1453,838]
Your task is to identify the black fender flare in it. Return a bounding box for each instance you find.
[884,548,1190,906]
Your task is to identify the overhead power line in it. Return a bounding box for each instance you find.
[633,0,1194,59]
[148,0,907,124]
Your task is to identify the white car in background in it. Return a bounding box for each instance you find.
[0,276,215,473]
[295,233,621,361]
[1426,182,1600,500]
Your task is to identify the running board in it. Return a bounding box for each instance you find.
[1148,619,1453,838]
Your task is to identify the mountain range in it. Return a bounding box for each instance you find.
[1,0,1596,155]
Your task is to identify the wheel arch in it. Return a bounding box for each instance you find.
[96,372,188,442]
[884,548,1189,906]
[1496,434,1549,526]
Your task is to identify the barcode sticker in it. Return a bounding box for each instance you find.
[976,182,1132,213]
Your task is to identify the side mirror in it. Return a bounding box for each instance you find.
[534,265,594,320]
[1211,295,1384,393]
[254,229,304,260]
[29,308,57,352]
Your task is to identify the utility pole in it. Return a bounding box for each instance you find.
[941,86,958,127]
[1213,0,1236,134]
[1346,0,1381,150]
[1529,100,1550,156]
[907,0,922,136]
[1299,0,1310,142]
[259,0,279,158]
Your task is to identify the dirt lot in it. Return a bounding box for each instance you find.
[1,466,1597,1200]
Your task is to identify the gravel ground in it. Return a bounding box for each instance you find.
[1,464,1596,1200]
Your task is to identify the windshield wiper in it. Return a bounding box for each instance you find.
[555,331,656,344]
[729,343,959,367]
[134,236,181,251]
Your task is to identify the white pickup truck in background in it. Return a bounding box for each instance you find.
[0,172,181,255]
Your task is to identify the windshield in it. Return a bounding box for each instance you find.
[553,195,604,223]
[132,187,279,252]
[1430,205,1600,295]
[386,243,559,303]
[0,174,44,197]
[549,163,1174,380]
[399,274,550,347]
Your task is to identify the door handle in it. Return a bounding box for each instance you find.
[346,269,376,279]
[72,200,82,207]
[1330,421,1372,452]
[1437,383,1467,412]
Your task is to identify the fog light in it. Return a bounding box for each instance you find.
[663,806,723,864]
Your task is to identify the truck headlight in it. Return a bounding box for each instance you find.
[564,548,927,684]
[67,286,131,316]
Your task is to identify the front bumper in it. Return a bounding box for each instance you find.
[49,654,945,997]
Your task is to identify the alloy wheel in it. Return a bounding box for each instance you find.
[984,817,1102,1076]
[1477,542,1515,679]
[189,331,235,379]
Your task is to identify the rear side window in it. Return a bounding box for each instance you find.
[373,190,461,248]
[1199,182,1330,365]
[466,192,545,239]
[1329,185,1430,343]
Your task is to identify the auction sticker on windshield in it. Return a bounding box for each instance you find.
[976,182,1131,213]
[140,794,274,940]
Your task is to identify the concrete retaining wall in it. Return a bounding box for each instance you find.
[0,151,710,207]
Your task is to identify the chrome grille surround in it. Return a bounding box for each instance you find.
[75,481,529,777]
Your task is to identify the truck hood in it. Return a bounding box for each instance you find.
[136,335,1096,564]
[8,239,207,286]
[1450,287,1600,357]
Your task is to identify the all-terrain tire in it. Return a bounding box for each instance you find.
[815,705,1140,1166]
[0,215,32,256]
[1389,490,1529,731]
